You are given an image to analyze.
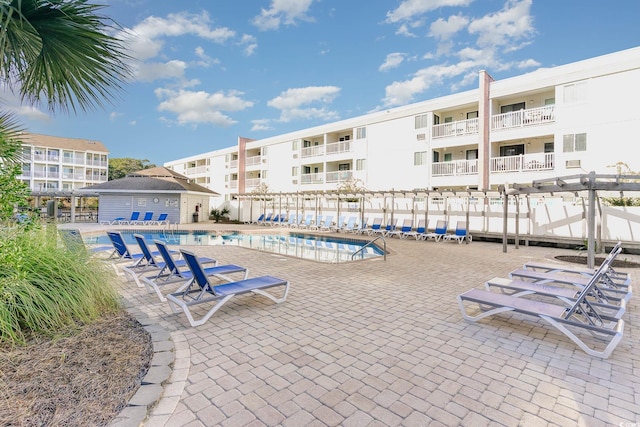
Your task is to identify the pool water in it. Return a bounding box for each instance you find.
[87,230,384,263]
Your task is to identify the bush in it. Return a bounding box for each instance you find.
[209,207,230,223]
[0,225,120,345]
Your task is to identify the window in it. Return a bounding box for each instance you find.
[563,133,587,152]
[563,82,587,104]
[433,151,440,163]
[356,127,367,139]
[261,170,267,179]
[292,140,299,150]
[303,140,312,147]
[433,115,440,125]
[303,166,311,174]
[544,142,554,153]
[338,163,350,171]
[500,102,525,113]
[356,159,366,171]
[414,151,427,166]
[444,116,453,123]
[466,111,478,119]
[444,153,452,162]
[466,149,478,160]
[292,166,298,176]
[544,98,555,105]
[500,144,524,156]
[415,114,429,129]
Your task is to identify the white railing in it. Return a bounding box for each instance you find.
[301,145,325,158]
[245,178,261,188]
[246,155,262,166]
[326,140,351,155]
[432,118,479,139]
[432,159,478,176]
[74,156,85,165]
[185,165,208,175]
[301,173,324,184]
[228,180,238,189]
[492,105,555,130]
[229,159,238,169]
[490,153,555,173]
[326,170,353,183]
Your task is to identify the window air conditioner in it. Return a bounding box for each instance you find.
[566,159,581,168]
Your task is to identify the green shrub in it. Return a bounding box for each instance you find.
[0,226,120,345]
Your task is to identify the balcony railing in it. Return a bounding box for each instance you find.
[228,180,238,189]
[492,105,555,131]
[432,159,478,177]
[326,170,353,183]
[245,178,261,188]
[229,159,238,169]
[186,165,208,175]
[301,145,325,158]
[301,173,324,184]
[490,153,554,173]
[326,140,351,155]
[246,155,262,166]
[432,118,479,139]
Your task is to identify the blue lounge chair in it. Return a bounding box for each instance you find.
[139,240,247,302]
[339,217,357,233]
[443,221,472,244]
[387,219,412,238]
[365,218,383,235]
[309,215,324,230]
[165,249,289,326]
[133,211,154,225]
[401,219,426,240]
[258,212,273,225]
[280,213,297,227]
[122,234,215,287]
[423,220,447,241]
[318,215,335,231]
[118,211,140,225]
[151,213,169,225]
[329,216,345,232]
[293,214,313,229]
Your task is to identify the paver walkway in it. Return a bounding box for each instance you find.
[102,224,639,426]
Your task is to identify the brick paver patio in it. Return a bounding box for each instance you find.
[105,224,639,426]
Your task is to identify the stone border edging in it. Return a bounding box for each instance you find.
[108,314,190,427]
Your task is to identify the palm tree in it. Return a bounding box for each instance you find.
[0,0,130,219]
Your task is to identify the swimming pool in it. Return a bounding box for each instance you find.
[87,230,384,263]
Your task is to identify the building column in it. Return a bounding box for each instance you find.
[478,70,494,191]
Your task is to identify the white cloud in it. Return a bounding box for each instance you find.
[251,119,273,131]
[253,0,315,31]
[109,112,123,121]
[429,14,469,41]
[154,88,254,126]
[267,86,341,122]
[386,0,472,23]
[395,24,417,37]
[239,34,258,56]
[119,11,237,83]
[468,0,534,49]
[194,46,220,67]
[379,53,406,72]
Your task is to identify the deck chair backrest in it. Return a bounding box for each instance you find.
[371,218,383,229]
[156,213,168,222]
[400,219,413,231]
[455,221,467,236]
[154,240,182,275]
[563,245,621,322]
[133,234,157,266]
[142,212,153,221]
[435,220,447,234]
[386,218,398,230]
[416,219,426,232]
[107,231,131,258]
[130,212,140,222]
[181,250,215,294]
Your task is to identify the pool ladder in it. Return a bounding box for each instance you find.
[351,235,386,261]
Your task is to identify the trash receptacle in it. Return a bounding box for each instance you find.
[192,212,199,223]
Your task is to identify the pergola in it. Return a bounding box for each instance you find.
[502,172,640,268]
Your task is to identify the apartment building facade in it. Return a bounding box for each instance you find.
[165,47,640,204]
[17,133,109,193]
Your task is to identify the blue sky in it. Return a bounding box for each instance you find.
[5,0,640,166]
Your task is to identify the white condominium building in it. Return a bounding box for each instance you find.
[17,133,109,193]
[165,47,640,202]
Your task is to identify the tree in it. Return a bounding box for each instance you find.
[0,0,130,220]
[108,158,156,180]
[602,162,640,207]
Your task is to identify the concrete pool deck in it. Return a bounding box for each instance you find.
[66,223,640,426]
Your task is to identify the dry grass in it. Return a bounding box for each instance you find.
[0,312,152,426]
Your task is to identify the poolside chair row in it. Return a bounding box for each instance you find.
[100,211,170,226]
[354,218,472,243]
[104,231,289,327]
[252,213,365,233]
[457,242,630,358]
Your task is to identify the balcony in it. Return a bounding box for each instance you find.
[246,155,262,166]
[490,153,554,173]
[228,180,238,189]
[432,159,478,177]
[301,173,324,185]
[492,105,555,131]
[432,118,479,139]
[245,178,262,188]
[229,159,238,169]
[326,140,351,155]
[326,170,353,183]
[185,165,208,175]
[301,145,325,158]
